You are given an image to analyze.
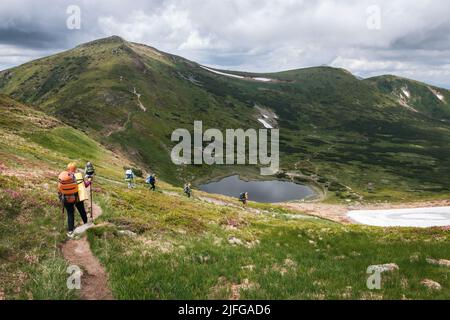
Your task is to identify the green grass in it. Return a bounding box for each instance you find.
[1,94,450,300]
[89,183,450,299]
[0,175,77,300]
[0,95,128,299]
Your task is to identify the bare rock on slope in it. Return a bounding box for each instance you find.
[426,258,450,268]
[421,279,442,291]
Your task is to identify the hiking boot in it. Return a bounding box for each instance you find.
[67,231,74,239]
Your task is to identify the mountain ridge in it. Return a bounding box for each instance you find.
[3,34,450,91]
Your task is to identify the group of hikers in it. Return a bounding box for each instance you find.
[58,162,250,238]
[125,169,157,191]
[124,168,195,198]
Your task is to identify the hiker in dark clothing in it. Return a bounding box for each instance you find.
[239,192,249,208]
[184,183,192,198]
[146,174,157,191]
[84,161,95,179]
[65,202,89,235]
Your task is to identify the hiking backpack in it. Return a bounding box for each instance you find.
[125,170,133,181]
[58,171,78,204]
[85,162,95,176]
[239,192,245,200]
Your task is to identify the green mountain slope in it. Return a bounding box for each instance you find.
[0,36,260,183]
[2,95,450,300]
[1,36,450,201]
[365,75,450,121]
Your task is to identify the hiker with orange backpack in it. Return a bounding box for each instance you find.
[58,162,92,238]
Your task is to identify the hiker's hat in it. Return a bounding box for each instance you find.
[67,162,77,172]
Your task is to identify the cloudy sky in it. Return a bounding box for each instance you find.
[1,0,449,88]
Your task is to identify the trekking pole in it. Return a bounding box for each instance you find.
[90,178,94,220]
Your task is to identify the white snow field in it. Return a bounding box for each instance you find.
[258,118,273,129]
[201,66,274,82]
[401,87,411,99]
[347,206,450,228]
[428,87,445,102]
[200,66,245,79]
[253,77,272,82]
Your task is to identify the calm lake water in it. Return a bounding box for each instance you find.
[198,175,316,203]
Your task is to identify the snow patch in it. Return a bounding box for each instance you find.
[428,87,445,102]
[201,66,244,79]
[254,105,279,128]
[347,206,450,228]
[253,77,272,82]
[201,66,274,82]
[258,119,273,129]
[401,87,410,99]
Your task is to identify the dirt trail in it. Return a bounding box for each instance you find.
[198,195,241,208]
[282,202,351,224]
[163,190,313,219]
[90,202,103,220]
[164,191,255,211]
[197,196,274,216]
[61,203,114,300]
[132,87,147,112]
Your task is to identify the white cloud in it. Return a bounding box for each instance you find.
[178,31,212,50]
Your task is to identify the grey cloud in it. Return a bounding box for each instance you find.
[0,29,65,49]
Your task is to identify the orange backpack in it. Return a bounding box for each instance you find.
[58,171,78,203]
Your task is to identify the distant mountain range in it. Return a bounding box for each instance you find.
[1,35,450,201]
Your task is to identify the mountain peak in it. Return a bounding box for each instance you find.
[77,35,126,48]
[106,35,125,42]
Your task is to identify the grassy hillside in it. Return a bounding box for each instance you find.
[1,36,450,202]
[365,75,450,120]
[1,95,450,300]
[90,181,450,300]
